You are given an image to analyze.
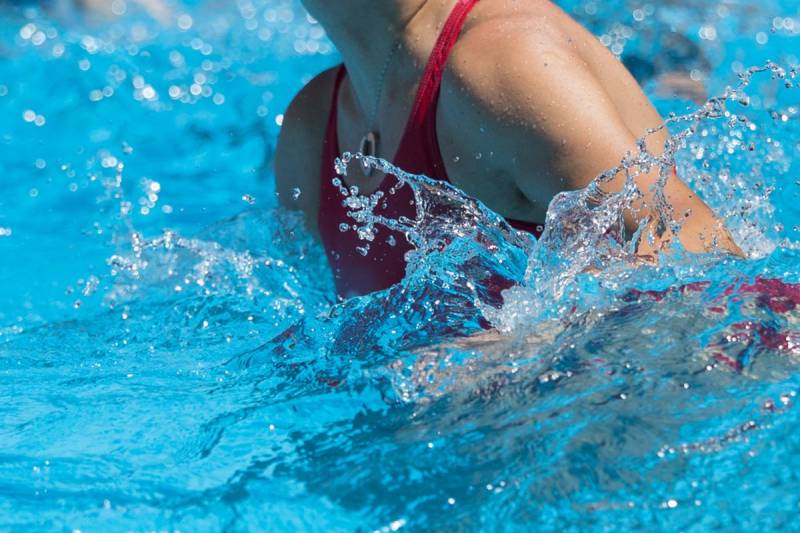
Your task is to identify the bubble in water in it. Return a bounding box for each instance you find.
[334,158,348,176]
[242,194,256,204]
[82,276,100,297]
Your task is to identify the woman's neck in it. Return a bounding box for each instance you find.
[302,0,446,124]
[303,1,430,60]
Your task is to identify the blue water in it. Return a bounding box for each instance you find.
[1,0,799,530]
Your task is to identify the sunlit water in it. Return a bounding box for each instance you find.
[1,0,799,530]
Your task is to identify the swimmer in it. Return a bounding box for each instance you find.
[276,0,743,297]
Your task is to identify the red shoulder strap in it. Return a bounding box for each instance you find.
[406,0,480,130]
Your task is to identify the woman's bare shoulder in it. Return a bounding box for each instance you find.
[281,66,341,129]
[274,65,340,226]
[276,66,340,164]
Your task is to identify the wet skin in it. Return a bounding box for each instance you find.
[276,0,742,257]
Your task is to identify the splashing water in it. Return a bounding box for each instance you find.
[334,62,798,330]
[1,0,800,530]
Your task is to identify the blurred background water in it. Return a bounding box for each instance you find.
[0,0,799,530]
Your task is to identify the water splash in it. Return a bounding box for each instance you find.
[332,62,798,334]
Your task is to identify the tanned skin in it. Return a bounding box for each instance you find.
[276,0,742,257]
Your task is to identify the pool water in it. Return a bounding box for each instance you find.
[1,0,799,530]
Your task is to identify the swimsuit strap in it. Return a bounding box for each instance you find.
[406,0,481,131]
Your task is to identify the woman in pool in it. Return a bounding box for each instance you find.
[276,0,741,298]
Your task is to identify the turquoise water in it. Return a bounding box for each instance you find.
[1,0,799,530]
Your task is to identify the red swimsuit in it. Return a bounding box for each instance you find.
[318,0,544,298]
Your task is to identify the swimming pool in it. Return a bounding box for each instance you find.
[0,0,799,530]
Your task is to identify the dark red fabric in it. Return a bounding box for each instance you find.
[318,0,544,298]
